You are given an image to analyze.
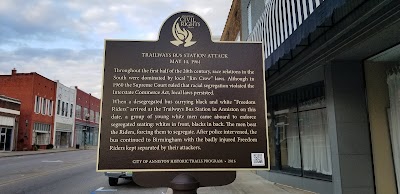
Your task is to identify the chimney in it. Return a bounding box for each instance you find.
[11,68,17,75]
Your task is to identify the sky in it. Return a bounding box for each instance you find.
[0,0,232,98]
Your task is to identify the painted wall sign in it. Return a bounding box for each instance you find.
[97,12,269,172]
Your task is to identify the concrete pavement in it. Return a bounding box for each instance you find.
[0,148,315,194]
[166,171,315,194]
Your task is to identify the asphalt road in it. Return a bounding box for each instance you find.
[0,150,168,194]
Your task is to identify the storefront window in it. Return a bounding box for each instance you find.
[298,97,332,179]
[268,81,331,180]
[365,44,400,193]
[280,108,302,174]
[387,66,400,192]
[268,88,301,175]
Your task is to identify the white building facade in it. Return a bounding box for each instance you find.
[53,81,76,148]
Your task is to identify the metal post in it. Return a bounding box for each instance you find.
[83,129,87,150]
[170,174,199,194]
[84,113,89,150]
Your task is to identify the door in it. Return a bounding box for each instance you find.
[0,127,12,151]
[5,128,12,151]
[0,133,5,151]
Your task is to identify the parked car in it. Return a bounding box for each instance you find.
[104,172,133,186]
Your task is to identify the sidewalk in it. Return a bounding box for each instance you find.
[0,147,85,158]
[166,171,316,194]
[0,149,315,194]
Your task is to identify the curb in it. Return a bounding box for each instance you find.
[0,149,84,158]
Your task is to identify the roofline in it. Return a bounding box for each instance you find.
[1,71,55,84]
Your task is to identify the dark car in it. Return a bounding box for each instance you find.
[104,172,133,186]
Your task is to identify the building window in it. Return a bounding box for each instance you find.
[41,98,46,115]
[49,100,53,116]
[62,101,65,116]
[66,103,69,117]
[70,104,73,118]
[35,133,50,145]
[95,112,100,124]
[273,107,302,175]
[83,107,88,120]
[387,67,400,193]
[365,45,400,193]
[268,82,331,180]
[247,2,252,34]
[45,99,49,115]
[33,123,51,145]
[76,105,82,119]
[299,99,332,178]
[35,96,40,113]
[34,123,51,133]
[90,110,94,122]
[57,100,61,115]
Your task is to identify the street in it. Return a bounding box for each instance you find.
[0,150,168,194]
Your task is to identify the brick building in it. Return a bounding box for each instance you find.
[75,87,100,147]
[0,69,55,150]
[221,0,241,41]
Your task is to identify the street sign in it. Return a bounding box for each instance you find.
[97,12,269,172]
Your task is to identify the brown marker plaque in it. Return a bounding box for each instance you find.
[97,12,269,173]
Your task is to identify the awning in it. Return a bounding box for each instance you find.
[0,115,15,127]
[247,0,346,69]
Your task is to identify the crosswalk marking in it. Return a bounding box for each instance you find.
[95,187,117,192]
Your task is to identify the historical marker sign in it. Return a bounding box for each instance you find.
[97,12,269,171]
